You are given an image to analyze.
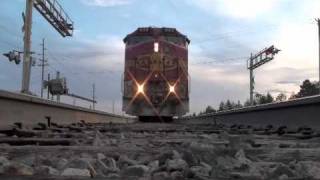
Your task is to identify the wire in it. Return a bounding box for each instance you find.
[46,50,78,76]
[47,48,118,77]
[0,39,22,50]
[193,18,316,46]
[0,24,23,50]
[45,49,116,91]
[0,25,23,39]
[193,25,280,46]
[191,56,248,65]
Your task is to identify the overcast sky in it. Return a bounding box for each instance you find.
[0,0,319,114]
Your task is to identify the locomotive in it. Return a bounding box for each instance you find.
[122,27,190,121]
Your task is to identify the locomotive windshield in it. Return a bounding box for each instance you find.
[126,35,188,47]
[165,36,186,46]
[127,36,153,45]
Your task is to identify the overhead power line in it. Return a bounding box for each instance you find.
[191,56,249,65]
[0,40,21,49]
[0,25,23,39]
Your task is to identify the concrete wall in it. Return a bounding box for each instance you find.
[182,95,320,129]
[0,90,132,128]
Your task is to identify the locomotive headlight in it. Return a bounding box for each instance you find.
[154,42,159,53]
[169,85,175,93]
[137,84,144,94]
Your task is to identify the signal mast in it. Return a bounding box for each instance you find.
[247,45,280,105]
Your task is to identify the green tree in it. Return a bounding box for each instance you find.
[236,100,243,108]
[265,93,274,103]
[297,79,318,98]
[254,93,263,104]
[205,105,216,113]
[244,99,251,107]
[255,93,273,104]
[225,100,233,110]
[288,92,298,100]
[276,93,287,102]
[218,102,225,111]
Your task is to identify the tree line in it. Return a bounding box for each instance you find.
[197,79,319,115]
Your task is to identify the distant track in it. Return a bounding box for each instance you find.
[180,95,320,130]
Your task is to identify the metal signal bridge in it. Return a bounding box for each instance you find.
[247,45,280,105]
[21,0,74,94]
[33,0,74,37]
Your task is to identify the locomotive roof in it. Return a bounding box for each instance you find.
[123,27,190,44]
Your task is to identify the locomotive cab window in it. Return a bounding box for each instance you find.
[128,36,153,45]
[165,36,185,46]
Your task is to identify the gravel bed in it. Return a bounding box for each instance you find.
[0,122,320,179]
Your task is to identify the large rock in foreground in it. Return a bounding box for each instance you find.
[61,168,91,177]
[121,165,149,177]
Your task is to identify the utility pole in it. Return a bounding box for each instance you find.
[56,71,60,102]
[249,53,254,104]
[21,0,33,94]
[40,38,46,98]
[316,18,320,94]
[112,100,115,114]
[47,73,50,100]
[92,83,95,110]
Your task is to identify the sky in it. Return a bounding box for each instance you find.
[0,0,319,114]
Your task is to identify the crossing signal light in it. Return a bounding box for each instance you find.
[3,51,21,64]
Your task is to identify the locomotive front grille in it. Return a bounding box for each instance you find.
[146,81,166,105]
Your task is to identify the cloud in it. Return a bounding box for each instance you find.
[81,0,133,7]
[252,66,316,98]
[2,0,319,114]
[271,23,317,68]
[268,89,291,94]
[252,19,319,97]
[189,63,249,113]
[187,0,279,19]
[47,34,124,68]
[275,80,300,85]
[24,34,126,112]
